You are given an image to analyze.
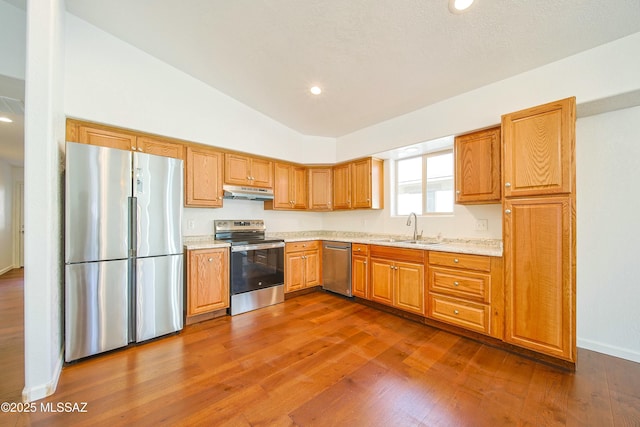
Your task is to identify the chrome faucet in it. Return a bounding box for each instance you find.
[406,212,422,241]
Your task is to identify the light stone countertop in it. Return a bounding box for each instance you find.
[183,236,231,250]
[183,231,502,257]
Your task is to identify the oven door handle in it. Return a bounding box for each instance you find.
[231,242,285,252]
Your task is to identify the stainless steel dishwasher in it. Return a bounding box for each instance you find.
[322,241,352,297]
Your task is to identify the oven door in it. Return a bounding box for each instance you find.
[230,242,285,295]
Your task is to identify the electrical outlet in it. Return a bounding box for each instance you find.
[475,219,488,232]
[188,220,195,230]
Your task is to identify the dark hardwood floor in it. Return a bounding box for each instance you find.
[0,268,24,404]
[3,290,640,426]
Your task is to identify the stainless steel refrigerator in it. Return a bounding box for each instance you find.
[65,141,183,362]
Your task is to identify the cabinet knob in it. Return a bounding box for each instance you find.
[138,148,143,152]
[456,190,460,194]
[505,182,511,188]
[505,209,512,214]
[454,281,460,286]
[208,258,213,262]
[454,310,459,315]
[131,146,136,150]
[364,261,367,265]
[453,258,459,263]
[357,248,361,251]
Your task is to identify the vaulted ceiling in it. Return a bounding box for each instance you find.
[64,0,640,137]
[2,0,640,166]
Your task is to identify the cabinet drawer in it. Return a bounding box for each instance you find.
[430,267,490,302]
[286,240,320,253]
[429,295,490,334]
[429,251,491,272]
[352,243,369,255]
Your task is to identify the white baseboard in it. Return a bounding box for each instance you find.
[578,338,640,364]
[0,264,15,276]
[22,347,64,403]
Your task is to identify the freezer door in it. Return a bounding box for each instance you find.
[65,142,131,264]
[135,254,183,342]
[133,152,183,257]
[65,260,129,362]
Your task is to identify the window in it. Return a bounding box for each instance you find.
[395,150,454,215]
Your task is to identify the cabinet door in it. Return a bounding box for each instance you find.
[137,136,184,160]
[308,167,332,211]
[395,261,425,315]
[333,163,352,209]
[187,249,229,316]
[304,249,320,287]
[225,154,251,186]
[502,97,575,197]
[285,252,306,292]
[370,258,394,306]
[504,196,574,361]
[250,158,274,188]
[272,163,293,209]
[291,166,308,209]
[352,158,372,209]
[352,255,369,299]
[455,127,501,204]
[185,146,223,207]
[78,124,136,151]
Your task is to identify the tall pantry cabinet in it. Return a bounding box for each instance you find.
[501,97,576,364]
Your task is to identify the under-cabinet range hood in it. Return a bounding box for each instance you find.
[223,185,274,201]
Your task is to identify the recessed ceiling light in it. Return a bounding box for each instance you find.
[310,86,322,95]
[449,0,475,13]
[0,117,13,123]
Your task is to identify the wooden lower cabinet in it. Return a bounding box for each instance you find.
[428,251,503,339]
[369,245,425,315]
[285,241,321,292]
[186,248,229,317]
[504,196,574,361]
[351,244,369,298]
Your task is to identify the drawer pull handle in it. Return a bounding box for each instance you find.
[454,310,459,315]
[454,281,460,286]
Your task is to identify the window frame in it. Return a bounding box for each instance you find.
[394,147,454,217]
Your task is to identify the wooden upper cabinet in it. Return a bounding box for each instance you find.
[67,119,184,159]
[332,163,352,209]
[72,121,137,151]
[455,126,501,204]
[185,146,224,208]
[136,136,184,160]
[308,167,332,211]
[333,158,384,210]
[224,153,273,188]
[504,196,574,361]
[267,162,308,210]
[352,158,383,209]
[502,97,575,197]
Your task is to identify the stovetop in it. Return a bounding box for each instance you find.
[214,219,283,246]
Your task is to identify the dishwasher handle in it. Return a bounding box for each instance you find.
[324,245,351,251]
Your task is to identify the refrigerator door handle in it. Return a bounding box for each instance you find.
[135,168,144,194]
[129,197,137,257]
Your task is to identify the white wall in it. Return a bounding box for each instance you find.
[0,158,14,274]
[183,201,324,237]
[0,0,26,80]
[23,0,65,402]
[576,106,640,363]
[63,14,336,166]
[337,32,640,161]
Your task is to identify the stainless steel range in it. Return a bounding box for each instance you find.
[214,220,285,315]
